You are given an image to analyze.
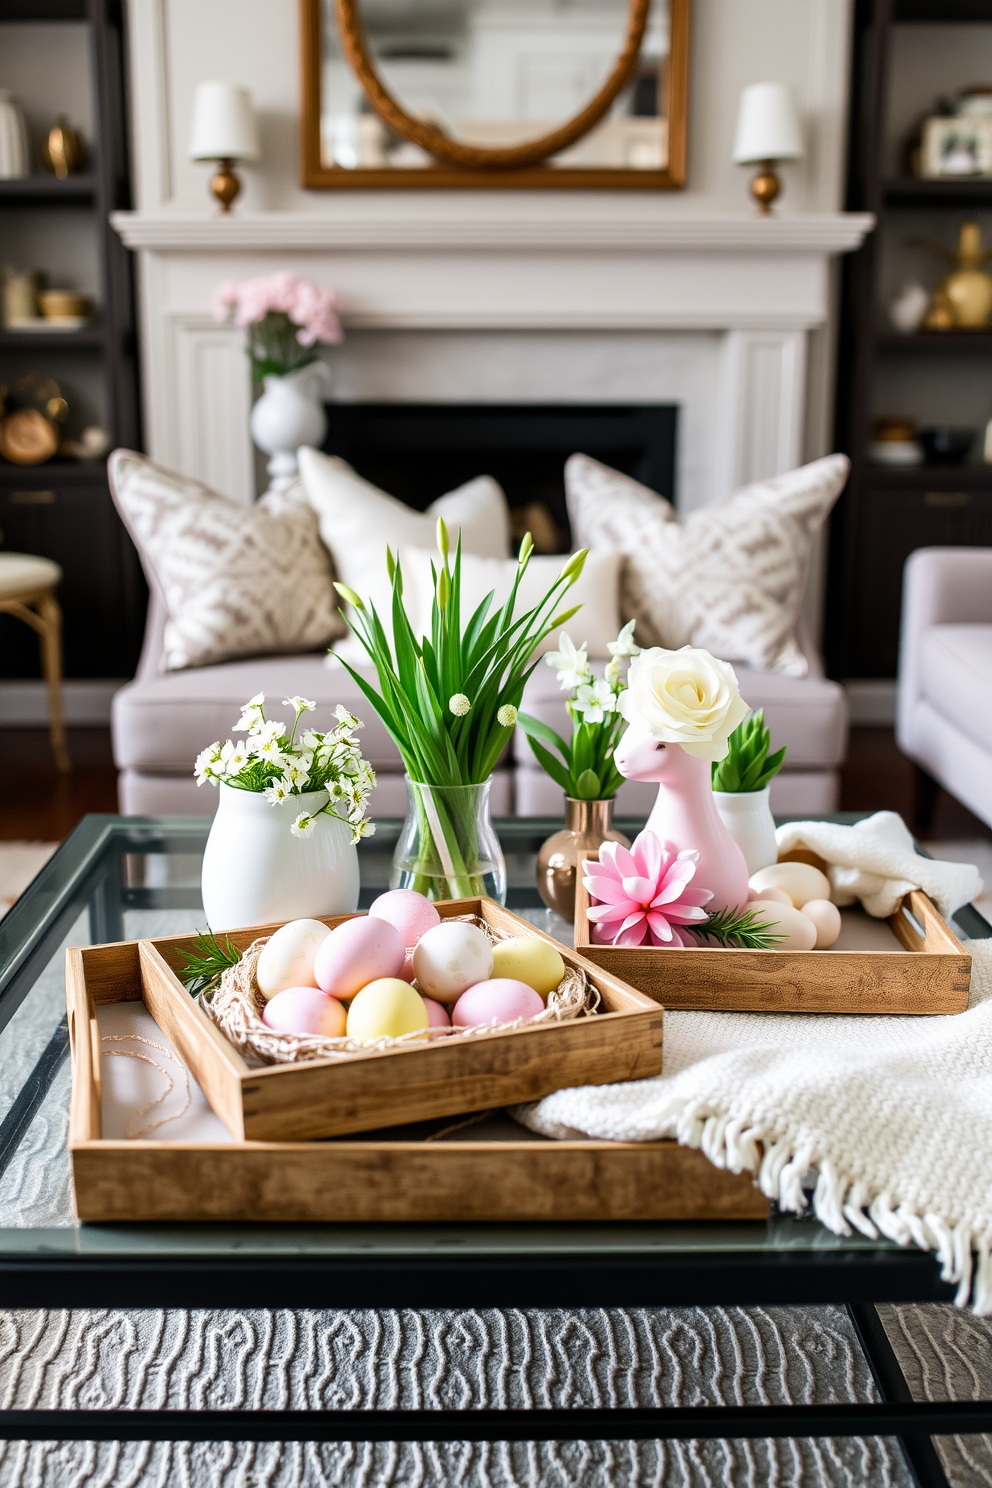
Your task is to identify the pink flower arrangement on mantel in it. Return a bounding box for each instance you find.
[583,831,712,947]
[212,273,343,382]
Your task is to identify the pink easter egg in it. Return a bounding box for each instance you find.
[451,978,545,1029]
[262,986,347,1037]
[313,916,405,998]
[368,889,441,949]
[421,996,451,1029]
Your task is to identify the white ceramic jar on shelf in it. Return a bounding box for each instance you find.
[0,91,29,179]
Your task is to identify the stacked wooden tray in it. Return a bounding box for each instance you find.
[67,898,767,1224]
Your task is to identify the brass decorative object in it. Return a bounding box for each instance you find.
[209,160,242,213]
[536,798,630,923]
[299,0,691,190]
[0,372,67,465]
[748,162,782,215]
[920,221,992,329]
[41,116,85,177]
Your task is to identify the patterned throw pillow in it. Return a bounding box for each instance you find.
[109,450,342,673]
[565,452,850,677]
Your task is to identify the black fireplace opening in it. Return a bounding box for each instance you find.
[321,403,677,552]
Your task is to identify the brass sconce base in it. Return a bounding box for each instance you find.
[749,161,781,215]
[210,158,242,213]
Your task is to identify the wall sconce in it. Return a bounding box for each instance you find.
[189,82,259,213]
[733,83,803,215]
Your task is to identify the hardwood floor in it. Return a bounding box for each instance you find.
[0,725,989,844]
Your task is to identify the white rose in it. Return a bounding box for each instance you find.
[618,645,749,762]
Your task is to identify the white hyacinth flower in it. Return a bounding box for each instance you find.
[449,694,471,717]
[335,704,362,728]
[497,704,518,728]
[193,742,222,785]
[604,657,622,687]
[233,692,266,732]
[251,736,285,765]
[291,812,315,839]
[545,634,591,691]
[574,678,618,725]
[284,695,316,714]
[607,620,640,660]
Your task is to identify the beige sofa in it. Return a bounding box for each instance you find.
[114,594,848,817]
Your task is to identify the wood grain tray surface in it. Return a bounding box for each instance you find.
[72,899,665,1144]
[574,851,972,1016]
[66,964,766,1224]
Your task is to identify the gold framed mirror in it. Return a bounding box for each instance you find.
[300,0,690,189]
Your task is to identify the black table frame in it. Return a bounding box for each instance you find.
[0,815,988,1485]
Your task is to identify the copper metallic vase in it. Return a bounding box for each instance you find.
[536,798,630,922]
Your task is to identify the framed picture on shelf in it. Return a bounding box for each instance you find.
[921,116,992,179]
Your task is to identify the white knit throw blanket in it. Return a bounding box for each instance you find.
[517,938,992,1312]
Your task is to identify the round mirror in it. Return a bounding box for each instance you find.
[322,0,671,174]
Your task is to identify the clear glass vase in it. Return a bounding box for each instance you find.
[390,777,506,904]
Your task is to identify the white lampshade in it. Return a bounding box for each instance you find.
[189,82,259,162]
[733,83,803,165]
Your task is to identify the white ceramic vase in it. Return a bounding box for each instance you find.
[249,362,331,492]
[200,783,360,931]
[0,91,29,179]
[712,785,778,877]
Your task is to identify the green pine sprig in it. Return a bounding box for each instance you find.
[688,905,786,949]
[711,709,787,793]
[178,930,242,1001]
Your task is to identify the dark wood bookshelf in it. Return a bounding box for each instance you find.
[0,0,145,684]
[829,0,992,682]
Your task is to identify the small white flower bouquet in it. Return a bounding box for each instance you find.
[194,693,376,843]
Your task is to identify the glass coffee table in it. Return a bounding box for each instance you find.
[0,812,989,1474]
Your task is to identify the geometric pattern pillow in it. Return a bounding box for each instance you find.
[109,450,342,673]
[565,452,850,677]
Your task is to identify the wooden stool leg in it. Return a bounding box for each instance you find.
[36,592,71,774]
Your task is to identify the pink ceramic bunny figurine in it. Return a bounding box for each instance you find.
[613,724,749,912]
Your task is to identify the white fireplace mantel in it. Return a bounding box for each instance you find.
[112,205,873,509]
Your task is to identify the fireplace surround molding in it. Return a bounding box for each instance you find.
[112,205,873,510]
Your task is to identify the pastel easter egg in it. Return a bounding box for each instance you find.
[491,937,565,1000]
[314,916,405,998]
[801,898,842,949]
[451,978,546,1029]
[749,862,831,909]
[256,918,331,1000]
[421,996,451,1029]
[346,978,427,1040]
[748,899,817,952]
[412,921,494,1004]
[262,986,347,1037]
[368,889,441,949]
[747,885,791,907]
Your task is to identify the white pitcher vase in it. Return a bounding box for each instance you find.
[249,362,331,492]
[201,783,360,931]
[712,785,778,877]
[0,91,28,179]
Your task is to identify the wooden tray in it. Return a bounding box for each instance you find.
[574,851,972,1015]
[71,900,665,1144]
[66,960,765,1223]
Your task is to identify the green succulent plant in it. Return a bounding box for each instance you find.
[711,709,786,793]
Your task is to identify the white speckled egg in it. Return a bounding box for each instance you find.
[491,937,564,1000]
[412,921,494,1004]
[262,986,347,1036]
[801,898,842,949]
[368,889,441,948]
[748,899,817,952]
[749,862,831,909]
[313,916,405,998]
[451,978,545,1028]
[346,979,427,1040]
[256,918,331,1000]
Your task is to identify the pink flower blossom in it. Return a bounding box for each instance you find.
[211,273,343,345]
[583,830,713,948]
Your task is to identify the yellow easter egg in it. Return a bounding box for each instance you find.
[491,936,565,1000]
[345,979,427,1040]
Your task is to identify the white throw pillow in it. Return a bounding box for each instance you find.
[297,447,511,663]
[397,546,623,659]
[565,452,850,677]
[109,450,341,674]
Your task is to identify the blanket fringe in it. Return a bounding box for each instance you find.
[655,1095,992,1314]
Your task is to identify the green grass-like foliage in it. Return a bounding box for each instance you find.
[689,905,786,949]
[334,524,586,789]
[178,930,241,1001]
[711,709,787,793]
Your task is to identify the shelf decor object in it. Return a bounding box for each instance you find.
[732,82,803,214]
[74,898,668,1147]
[188,81,259,212]
[0,90,28,179]
[40,116,85,178]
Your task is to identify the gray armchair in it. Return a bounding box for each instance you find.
[897,547,992,831]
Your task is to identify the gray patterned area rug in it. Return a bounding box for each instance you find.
[0,1305,913,1487]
